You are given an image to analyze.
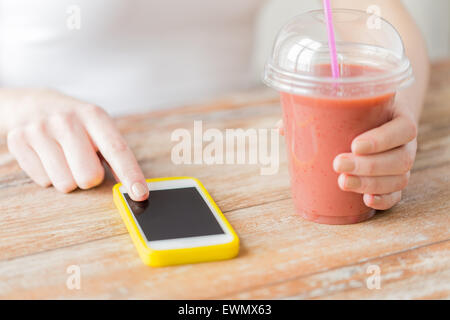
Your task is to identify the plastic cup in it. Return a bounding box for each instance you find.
[263,9,413,224]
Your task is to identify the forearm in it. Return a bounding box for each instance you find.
[333,0,430,123]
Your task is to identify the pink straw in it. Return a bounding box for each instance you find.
[322,0,340,78]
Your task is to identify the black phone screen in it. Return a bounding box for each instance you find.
[123,187,225,241]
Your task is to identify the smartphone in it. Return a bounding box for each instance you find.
[113,177,239,267]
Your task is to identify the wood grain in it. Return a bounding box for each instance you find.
[0,62,448,299]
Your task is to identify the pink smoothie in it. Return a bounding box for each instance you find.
[281,64,395,224]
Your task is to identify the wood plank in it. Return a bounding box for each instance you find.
[0,161,448,299]
[222,240,450,299]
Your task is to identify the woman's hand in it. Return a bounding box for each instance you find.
[332,104,418,210]
[276,101,418,211]
[329,0,429,210]
[5,89,149,201]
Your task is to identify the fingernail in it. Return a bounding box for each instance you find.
[334,156,355,173]
[372,195,382,202]
[131,182,148,198]
[344,175,361,190]
[352,140,373,154]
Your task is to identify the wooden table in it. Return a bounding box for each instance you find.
[0,61,449,300]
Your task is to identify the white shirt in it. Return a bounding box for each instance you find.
[0,0,262,115]
[1,0,448,116]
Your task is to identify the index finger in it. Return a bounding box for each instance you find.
[351,114,418,155]
[78,105,149,201]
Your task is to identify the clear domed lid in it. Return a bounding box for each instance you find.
[263,9,413,97]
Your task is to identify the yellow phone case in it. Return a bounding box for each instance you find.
[113,177,239,267]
